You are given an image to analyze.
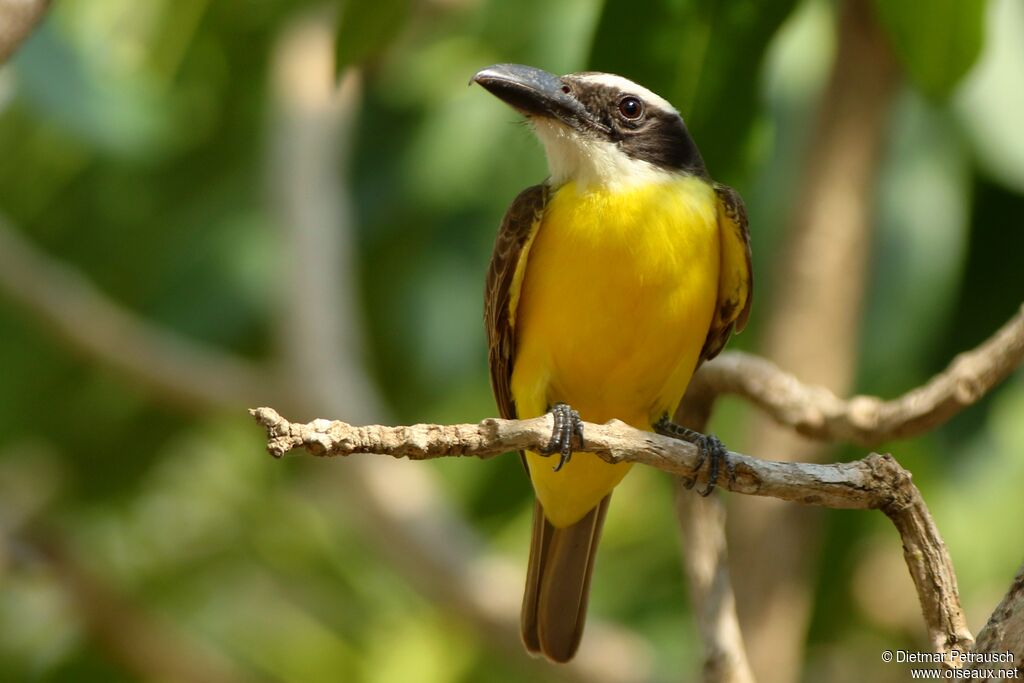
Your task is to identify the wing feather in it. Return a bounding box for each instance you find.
[485,184,549,419]
[701,184,753,362]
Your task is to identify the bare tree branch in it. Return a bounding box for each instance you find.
[247,407,922,510]
[250,406,978,663]
[697,303,1024,446]
[878,470,974,656]
[0,0,49,63]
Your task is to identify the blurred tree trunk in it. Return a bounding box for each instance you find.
[728,1,900,682]
[0,0,49,62]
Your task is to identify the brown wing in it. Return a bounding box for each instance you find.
[700,184,753,362]
[485,184,549,419]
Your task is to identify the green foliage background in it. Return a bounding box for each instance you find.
[0,0,1022,681]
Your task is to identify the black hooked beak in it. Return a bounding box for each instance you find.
[471,64,606,134]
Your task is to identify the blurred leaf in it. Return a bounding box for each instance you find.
[955,0,1024,193]
[940,174,1024,373]
[872,0,987,100]
[587,0,798,176]
[13,25,175,158]
[335,0,411,74]
[587,0,707,101]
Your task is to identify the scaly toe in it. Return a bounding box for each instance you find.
[695,434,727,497]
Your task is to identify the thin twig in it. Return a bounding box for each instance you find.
[250,406,977,662]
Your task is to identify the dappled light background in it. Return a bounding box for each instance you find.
[1,1,1022,682]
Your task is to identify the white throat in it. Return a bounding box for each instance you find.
[531,118,677,190]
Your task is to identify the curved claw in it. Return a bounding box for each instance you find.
[654,415,731,496]
[543,403,583,472]
[694,434,726,497]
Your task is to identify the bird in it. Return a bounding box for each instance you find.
[473,64,752,663]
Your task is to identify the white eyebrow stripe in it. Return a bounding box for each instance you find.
[572,73,678,115]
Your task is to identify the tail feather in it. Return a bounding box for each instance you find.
[521,494,611,662]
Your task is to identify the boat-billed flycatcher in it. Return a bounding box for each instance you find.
[473,64,752,663]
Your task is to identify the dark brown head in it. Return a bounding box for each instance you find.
[473,64,706,185]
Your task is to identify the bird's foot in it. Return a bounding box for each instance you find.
[541,403,584,472]
[654,415,732,496]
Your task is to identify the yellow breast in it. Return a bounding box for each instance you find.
[511,176,720,527]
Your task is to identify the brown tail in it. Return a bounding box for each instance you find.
[521,494,611,662]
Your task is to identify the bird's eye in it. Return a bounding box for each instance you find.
[618,96,644,120]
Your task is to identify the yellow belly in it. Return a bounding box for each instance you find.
[511,177,720,527]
